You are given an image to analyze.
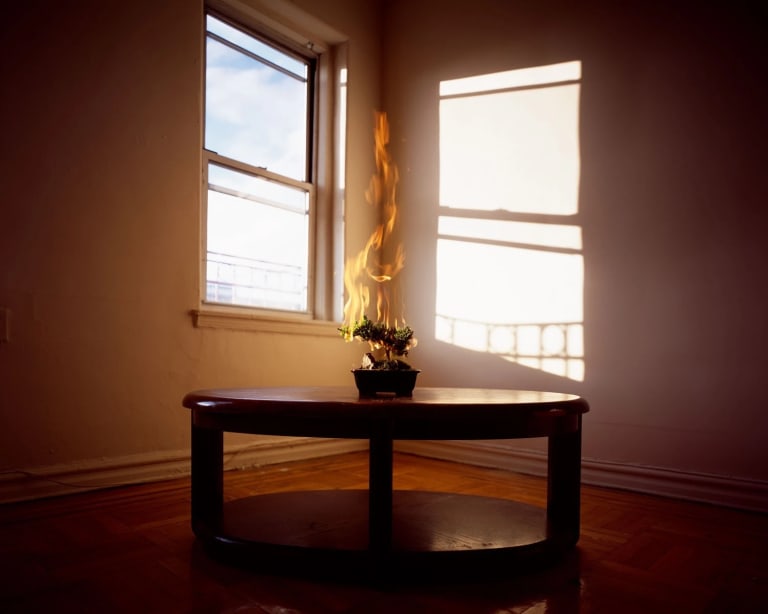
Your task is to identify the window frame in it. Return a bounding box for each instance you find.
[196,2,344,332]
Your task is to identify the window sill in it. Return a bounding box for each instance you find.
[191,308,341,337]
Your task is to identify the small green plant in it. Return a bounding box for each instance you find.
[339,315,416,370]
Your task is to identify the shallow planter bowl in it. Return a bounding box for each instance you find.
[352,369,421,398]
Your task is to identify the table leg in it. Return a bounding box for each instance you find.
[546,415,582,546]
[368,427,394,554]
[191,420,223,535]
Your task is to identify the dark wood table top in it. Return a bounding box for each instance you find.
[184,386,588,440]
[185,385,586,408]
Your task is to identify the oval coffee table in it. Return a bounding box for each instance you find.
[183,386,589,581]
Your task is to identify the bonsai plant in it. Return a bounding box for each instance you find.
[339,315,416,369]
[339,316,419,396]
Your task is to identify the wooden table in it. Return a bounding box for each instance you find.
[183,386,589,580]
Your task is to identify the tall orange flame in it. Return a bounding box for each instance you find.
[342,112,406,335]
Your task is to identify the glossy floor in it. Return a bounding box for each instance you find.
[1,452,766,613]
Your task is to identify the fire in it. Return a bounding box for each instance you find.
[342,112,407,337]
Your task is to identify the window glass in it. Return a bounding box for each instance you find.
[205,15,309,181]
[206,163,308,311]
[203,12,314,312]
[206,16,307,79]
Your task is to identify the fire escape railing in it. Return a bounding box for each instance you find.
[206,251,306,311]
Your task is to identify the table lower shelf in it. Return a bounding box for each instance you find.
[194,490,573,580]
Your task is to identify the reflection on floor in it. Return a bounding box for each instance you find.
[1,451,766,613]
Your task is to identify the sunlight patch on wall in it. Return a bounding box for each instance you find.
[437,61,585,381]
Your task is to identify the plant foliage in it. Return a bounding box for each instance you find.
[339,315,416,366]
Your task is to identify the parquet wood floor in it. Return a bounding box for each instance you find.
[1,451,766,613]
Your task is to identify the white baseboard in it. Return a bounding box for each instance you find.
[5,438,766,514]
[395,440,768,514]
[0,437,367,504]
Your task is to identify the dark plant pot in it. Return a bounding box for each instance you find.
[352,368,421,398]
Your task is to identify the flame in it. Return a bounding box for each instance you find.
[342,112,406,334]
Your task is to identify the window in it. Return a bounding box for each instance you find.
[203,12,316,314]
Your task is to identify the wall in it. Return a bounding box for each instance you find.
[382,0,768,507]
[0,0,381,499]
[2,0,767,510]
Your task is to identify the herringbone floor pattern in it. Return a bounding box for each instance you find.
[1,452,766,613]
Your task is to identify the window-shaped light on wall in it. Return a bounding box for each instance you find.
[437,61,584,381]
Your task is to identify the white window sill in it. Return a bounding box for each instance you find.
[191,308,341,337]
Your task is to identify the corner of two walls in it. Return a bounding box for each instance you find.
[2,0,767,510]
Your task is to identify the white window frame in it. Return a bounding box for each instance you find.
[194,1,346,335]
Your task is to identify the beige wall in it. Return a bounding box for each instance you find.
[1,0,767,504]
[0,0,379,476]
[383,0,768,482]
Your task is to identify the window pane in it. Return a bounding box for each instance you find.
[205,20,309,180]
[206,163,309,311]
[206,16,307,79]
